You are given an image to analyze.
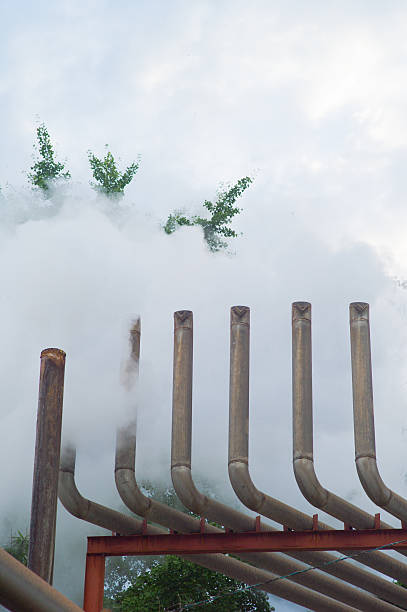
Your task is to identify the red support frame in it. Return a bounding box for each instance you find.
[83,553,105,612]
[83,522,407,611]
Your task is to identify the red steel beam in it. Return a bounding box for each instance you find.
[87,528,407,556]
[83,553,105,612]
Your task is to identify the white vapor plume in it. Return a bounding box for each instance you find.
[4,4,407,610]
[0,179,406,605]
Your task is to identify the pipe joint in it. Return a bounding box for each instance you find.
[355,456,392,508]
[171,465,207,515]
[293,458,328,509]
[228,460,265,511]
[115,468,152,516]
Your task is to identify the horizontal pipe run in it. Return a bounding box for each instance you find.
[114,315,360,611]
[0,547,81,612]
[228,305,407,608]
[170,308,407,611]
[87,528,407,556]
[63,447,354,612]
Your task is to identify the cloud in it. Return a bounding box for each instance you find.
[2,3,407,609]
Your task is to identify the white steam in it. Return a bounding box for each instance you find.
[0,181,406,603]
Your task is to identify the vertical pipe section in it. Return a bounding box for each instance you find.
[229,306,250,467]
[292,302,387,526]
[350,302,407,521]
[29,348,66,584]
[171,310,193,473]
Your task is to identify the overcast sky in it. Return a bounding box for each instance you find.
[3,2,407,609]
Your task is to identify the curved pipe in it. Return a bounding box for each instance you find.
[291,302,407,570]
[114,316,364,611]
[350,302,407,522]
[61,446,341,612]
[171,309,406,611]
[228,304,407,607]
[115,318,215,533]
[292,301,388,527]
[59,444,148,534]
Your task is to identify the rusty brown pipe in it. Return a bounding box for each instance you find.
[292,302,385,526]
[0,546,82,612]
[350,302,407,522]
[62,447,352,612]
[228,305,407,608]
[115,318,215,532]
[29,348,66,584]
[59,444,147,534]
[171,309,406,611]
[115,316,365,610]
[292,301,407,579]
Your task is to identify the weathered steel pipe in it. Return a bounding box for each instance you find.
[229,305,407,607]
[28,348,66,584]
[0,546,82,612]
[292,302,379,525]
[350,302,407,522]
[59,444,147,534]
[62,446,352,612]
[292,301,407,579]
[115,316,362,611]
[115,317,217,533]
[171,309,405,611]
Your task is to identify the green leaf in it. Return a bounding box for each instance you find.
[88,146,140,197]
[164,176,253,252]
[27,123,71,194]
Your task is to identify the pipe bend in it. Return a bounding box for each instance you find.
[293,457,328,509]
[58,470,90,520]
[115,467,152,517]
[228,460,265,512]
[171,465,207,515]
[58,445,90,519]
[356,456,392,507]
[59,446,144,534]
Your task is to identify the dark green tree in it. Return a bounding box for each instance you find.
[88,146,139,197]
[164,176,253,251]
[28,124,71,192]
[117,555,273,612]
[4,530,29,566]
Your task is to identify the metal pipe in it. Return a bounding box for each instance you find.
[62,446,353,612]
[115,317,215,533]
[350,302,407,522]
[171,309,404,611]
[0,546,82,612]
[292,302,381,526]
[292,301,407,579]
[114,316,362,610]
[28,348,66,584]
[59,444,147,534]
[228,305,407,607]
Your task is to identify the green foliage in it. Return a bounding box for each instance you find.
[4,530,29,566]
[105,482,271,610]
[88,146,139,197]
[28,124,71,192]
[117,555,273,612]
[164,176,253,251]
[104,482,184,607]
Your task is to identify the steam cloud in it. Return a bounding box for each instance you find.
[3,3,407,609]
